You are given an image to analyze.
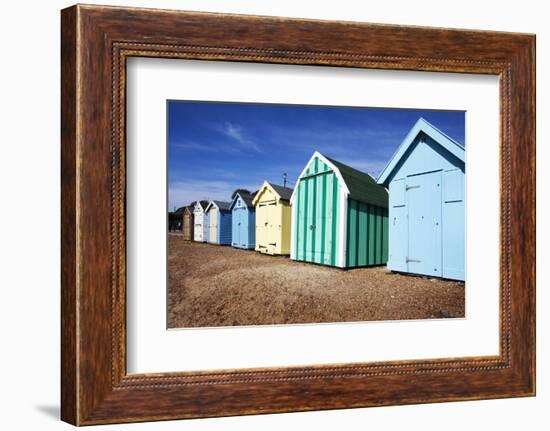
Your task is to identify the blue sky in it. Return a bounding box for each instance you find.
[168,101,464,210]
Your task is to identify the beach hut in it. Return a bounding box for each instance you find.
[193,200,210,242]
[252,181,293,255]
[182,205,194,241]
[377,118,465,281]
[230,191,256,249]
[168,207,184,232]
[290,152,388,268]
[204,200,233,245]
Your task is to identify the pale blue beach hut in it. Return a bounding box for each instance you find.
[377,118,465,281]
[230,191,256,249]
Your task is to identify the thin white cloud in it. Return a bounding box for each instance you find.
[173,140,239,154]
[224,122,244,141]
[173,140,212,151]
[218,122,262,153]
[209,168,239,179]
[272,124,402,142]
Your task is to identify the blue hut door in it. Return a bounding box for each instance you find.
[406,171,442,277]
[232,208,240,247]
[238,208,247,247]
[233,207,246,247]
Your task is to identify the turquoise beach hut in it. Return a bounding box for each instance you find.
[377,118,465,281]
[290,152,388,268]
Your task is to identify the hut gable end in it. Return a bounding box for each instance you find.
[291,152,387,209]
[377,118,465,186]
[290,152,349,206]
[387,134,464,184]
[230,191,255,210]
[252,182,294,206]
[205,200,232,214]
[252,183,277,206]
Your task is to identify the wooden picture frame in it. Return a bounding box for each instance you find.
[61,4,535,425]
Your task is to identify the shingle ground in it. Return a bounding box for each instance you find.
[167,234,465,328]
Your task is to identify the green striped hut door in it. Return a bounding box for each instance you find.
[295,156,339,267]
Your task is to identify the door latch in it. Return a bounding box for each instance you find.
[406,257,421,263]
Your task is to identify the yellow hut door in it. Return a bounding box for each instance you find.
[209,207,218,243]
[266,201,278,254]
[256,203,267,252]
[258,200,277,254]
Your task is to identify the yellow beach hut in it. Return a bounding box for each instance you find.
[252,181,293,255]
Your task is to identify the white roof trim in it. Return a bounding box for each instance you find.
[204,200,219,213]
[251,181,273,206]
[290,151,350,205]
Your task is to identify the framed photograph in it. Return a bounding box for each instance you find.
[61,4,535,425]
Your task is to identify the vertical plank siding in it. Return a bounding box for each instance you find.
[330,175,338,266]
[232,208,241,247]
[193,202,207,242]
[182,209,194,241]
[280,203,292,254]
[208,207,218,243]
[204,203,233,246]
[218,210,233,245]
[294,156,343,267]
[247,210,256,249]
[346,200,388,267]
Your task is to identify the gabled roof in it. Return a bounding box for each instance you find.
[324,155,387,208]
[252,181,294,205]
[269,183,293,201]
[229,191,256,210]
[377,118,465,186]
[291,151,388,208]
[173,206,185,215]
[194,200,209,211]
[204,200,232,213]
